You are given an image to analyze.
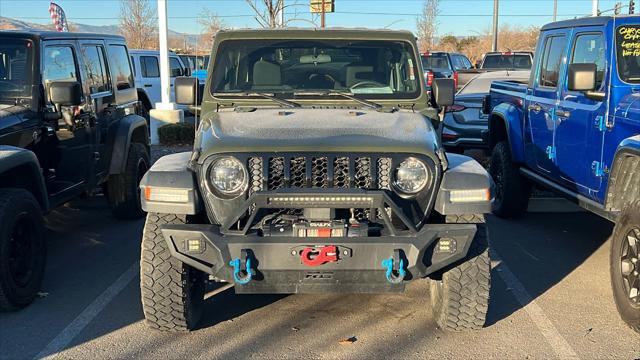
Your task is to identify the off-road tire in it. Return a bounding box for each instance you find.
[0,189,45,311]
[610,200,640,334]
[140,213,205,332]
[489,141,531,218]
[430,214,490,331]
[107,142,149,220]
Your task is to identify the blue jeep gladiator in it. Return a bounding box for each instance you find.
[487,16,640,333]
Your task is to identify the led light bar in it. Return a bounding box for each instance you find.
[449,189,490,203]
[143,186,190,203]
[268,196,375,207]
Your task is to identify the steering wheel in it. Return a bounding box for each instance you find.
[350,80,384,90]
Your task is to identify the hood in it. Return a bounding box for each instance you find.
[0,104,27,121]
[197,107,440,160]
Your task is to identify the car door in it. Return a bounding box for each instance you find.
[526,30,569,175]
[78,40,117,181]
[139,55,161,105]
[556,29,607,195]
[42,41,94,195]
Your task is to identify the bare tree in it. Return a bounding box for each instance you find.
[416,0,440,52]
[245,0,284,28]
[119,0,157,49]
[198,9,223,54]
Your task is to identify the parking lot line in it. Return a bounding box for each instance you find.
[492,250,579,360]
[34,262,138,360]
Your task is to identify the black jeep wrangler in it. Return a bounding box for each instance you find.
[139,29,494,332]
[0,31,149,310]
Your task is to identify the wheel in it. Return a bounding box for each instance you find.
[489,141,531,218]
[430,214,490,331]
[0,189,46,311]
[140,213,206,332]
[107,142,149,220]
[610,200,640,333]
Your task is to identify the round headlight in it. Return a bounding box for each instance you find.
[209,156,247,196]
[394,158,429,194]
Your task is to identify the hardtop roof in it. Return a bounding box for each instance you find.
[0,30,125,42]
[540,15,640,31]
[214,28,417,42]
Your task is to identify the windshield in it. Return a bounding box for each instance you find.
[421,53,451,72]
[481,54,532,69]
[0,39,34,102]
[616,25,640,83]
[210,39,421,99]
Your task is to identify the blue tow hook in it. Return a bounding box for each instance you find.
[381,257,406,284]
[229,257,253,285]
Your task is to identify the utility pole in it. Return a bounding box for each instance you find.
[492,0,499,52]
[553,0,557,21]
[593,0,600,16]
[321,0,326,28]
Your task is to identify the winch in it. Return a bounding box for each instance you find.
[262,219,369,237]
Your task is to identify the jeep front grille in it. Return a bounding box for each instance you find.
[248,155,392,194]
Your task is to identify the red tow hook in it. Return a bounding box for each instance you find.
[300,245,338,267]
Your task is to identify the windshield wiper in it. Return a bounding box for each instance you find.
[294,91,383,111]
[238,92,301,108]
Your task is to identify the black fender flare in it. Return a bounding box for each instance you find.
[108,114,149,175]
[0,145,49,211]
[605,137,640,212]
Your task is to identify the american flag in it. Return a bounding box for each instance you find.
[49,2,68,32]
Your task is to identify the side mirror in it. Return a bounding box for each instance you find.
[568,63,596,92]
[481,94,492,115]
[432,78,455,108]
[175,76,201,105]
[48,81,82,106]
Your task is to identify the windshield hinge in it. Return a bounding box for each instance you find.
[591,161,609,177]
[594,115,614,131]
[397,103,415,112]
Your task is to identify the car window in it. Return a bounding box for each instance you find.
[0,39,34,98]
[80,45,110,94]
[538,36,567,88]
[421,53,452,71]
[43,46,78,83]
[140,56,160,78]
[617,25,640,83]
[108,45,134,91]
[570,33,605,90]
[169,57,182,77]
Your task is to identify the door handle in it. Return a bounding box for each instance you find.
[528,103,542,112]
[143,84,152,87]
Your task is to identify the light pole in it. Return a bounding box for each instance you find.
[150,0,184,145]
[553,0,557,21]
[492,0,499,52]
[593,0,600,16]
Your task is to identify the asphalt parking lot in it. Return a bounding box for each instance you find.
[0,196,639,359]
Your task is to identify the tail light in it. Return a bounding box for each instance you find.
[453,72,459,89]
[445,104,466,113]
[426,71,434,86]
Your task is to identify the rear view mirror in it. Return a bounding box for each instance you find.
[568,63,596,92]
[48,81,82,106]
[432,78,455,107]
[175,77,201,105]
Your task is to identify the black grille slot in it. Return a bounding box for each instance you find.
[268,157,285,190]
[312,157,329,188]
[333,157,350,189]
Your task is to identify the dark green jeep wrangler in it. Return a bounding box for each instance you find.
[139,29,492,332]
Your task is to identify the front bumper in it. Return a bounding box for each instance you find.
[161,221,478,294]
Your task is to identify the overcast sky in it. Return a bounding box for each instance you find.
[0,0,626,36]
